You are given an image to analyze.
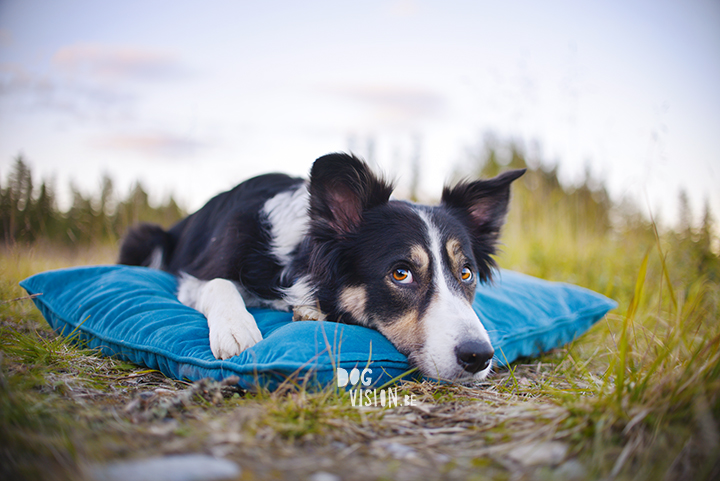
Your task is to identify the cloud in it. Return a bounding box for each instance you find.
[93,132,208,159]
[0,63,50,93]
[1,43,187,121]
[334,84,447,123]
[0,62,135,119]
[52,43,187,82]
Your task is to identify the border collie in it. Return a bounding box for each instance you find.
[118,153,524,381]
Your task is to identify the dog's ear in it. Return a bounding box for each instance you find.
[309,153,393,234]
[442,169,526,277]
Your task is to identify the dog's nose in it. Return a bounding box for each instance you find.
[455,340,494,374]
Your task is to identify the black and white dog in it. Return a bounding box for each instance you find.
[119,153,524,381]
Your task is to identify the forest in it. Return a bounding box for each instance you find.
[1,144,718,291]
[0,155,185,246]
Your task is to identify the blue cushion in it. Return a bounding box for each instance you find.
[20,266,616,390]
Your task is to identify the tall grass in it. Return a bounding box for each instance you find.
[0,243,123,480]
[548,240,720,479]
[480,140,720,479]
[1,140,719,479]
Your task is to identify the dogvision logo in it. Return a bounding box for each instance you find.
[337,368,417,407]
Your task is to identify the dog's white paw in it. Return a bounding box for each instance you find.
[208,311,263,360]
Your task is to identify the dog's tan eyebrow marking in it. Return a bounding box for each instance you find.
[410,245,430,272]
[445,238,465,269]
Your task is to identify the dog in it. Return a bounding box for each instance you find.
[118,153,524,381]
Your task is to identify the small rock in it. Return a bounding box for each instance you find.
[147,420,179,437]
[435,453,451,464]
[86,454,241,481]
[507,441,568,467]
[375,441,418,460]
[309,471,342,481]
[554,459,587,480]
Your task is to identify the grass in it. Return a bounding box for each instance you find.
[1,224,719,480]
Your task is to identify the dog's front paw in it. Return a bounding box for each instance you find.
[208,311,263,359]
[292,304,327,321]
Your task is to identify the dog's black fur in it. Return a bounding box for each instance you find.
[119,153,524,380]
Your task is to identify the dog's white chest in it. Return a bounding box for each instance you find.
[262,183,310,267]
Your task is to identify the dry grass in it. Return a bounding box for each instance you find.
[2,239,719,481]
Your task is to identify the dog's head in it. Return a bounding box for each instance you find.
[307,153,524,381]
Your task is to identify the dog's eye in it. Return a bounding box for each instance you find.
[460,266,473,282]
[392,268,413,284]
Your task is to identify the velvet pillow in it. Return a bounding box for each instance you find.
[20,266,616,390]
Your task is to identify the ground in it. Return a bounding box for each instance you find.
[1,244,719,481]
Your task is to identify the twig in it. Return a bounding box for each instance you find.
[0,293,42,305]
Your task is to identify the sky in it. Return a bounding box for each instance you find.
[1,0,718,229]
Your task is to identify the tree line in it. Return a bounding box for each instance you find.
[459,135,719,285]
[2,145,718,284]
[1,155,185,246]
